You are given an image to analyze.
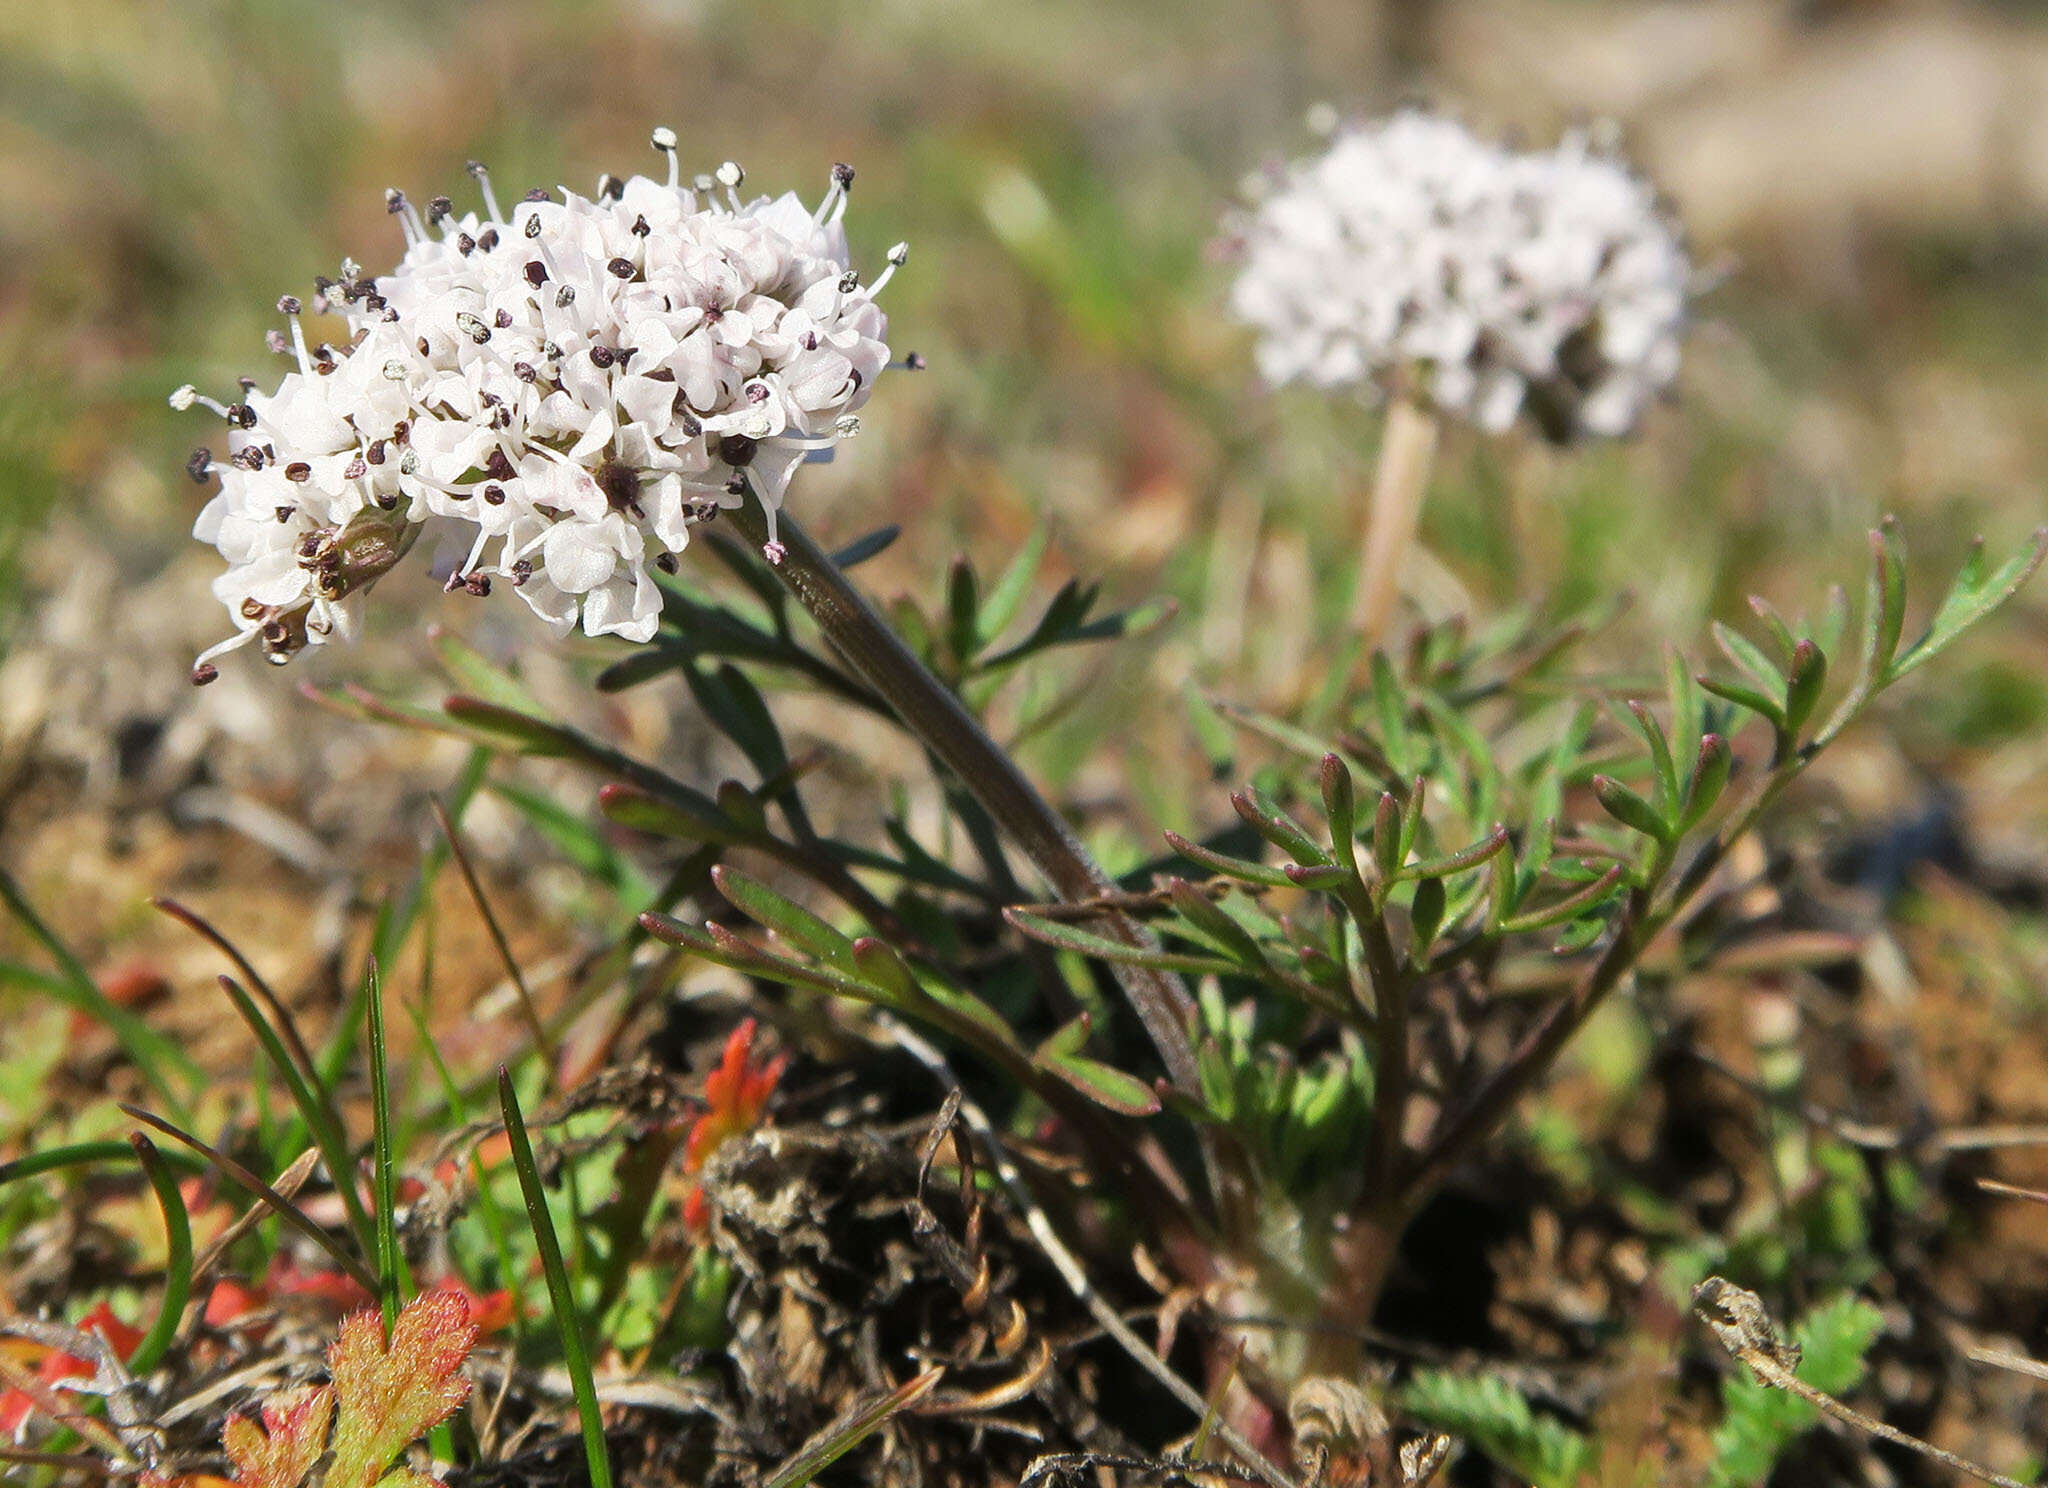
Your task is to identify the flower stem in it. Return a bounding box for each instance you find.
[1351,394,1440,646]
[726,502,1200,1092]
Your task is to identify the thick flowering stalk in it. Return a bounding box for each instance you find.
[1226,110,1694,639]
[174,130,900,680]
[728,498,1202,1092]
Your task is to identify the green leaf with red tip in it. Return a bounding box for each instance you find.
[1390,825,1511,884]
[712,867,855,971]
[1162,831,1293,888]
[223,1383,334,1488]
[1004,909,1240,976]
[1593,775,1672,843]
[1033,1039,1162,1116]
[597,782,752,847]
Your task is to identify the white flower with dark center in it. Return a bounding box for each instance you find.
[175,130,905,682]
[1226,110,1692,441]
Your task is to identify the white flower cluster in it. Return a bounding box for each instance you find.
[1227,111,1691,440]
[175,130,901,681]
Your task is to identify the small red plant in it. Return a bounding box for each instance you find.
[680,1019,786,1232]
[219,1290,479,1488]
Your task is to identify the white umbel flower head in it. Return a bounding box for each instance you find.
[1226,110,1691,441]
[175,132,902,683]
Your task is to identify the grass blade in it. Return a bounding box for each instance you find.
[118,1104,378,1295]
[0,870,198,1113]
[0,1140,200,1187]
[123,1134,192,1379]
[366,961,402,1331]
[498,1068,612,1488]
[216,974,374,1254]
[762,1366,945,1488]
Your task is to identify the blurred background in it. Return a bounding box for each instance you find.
[3,0,2048,1118]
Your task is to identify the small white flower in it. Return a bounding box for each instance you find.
[1226,110,1693,441]
[175,133,900,681]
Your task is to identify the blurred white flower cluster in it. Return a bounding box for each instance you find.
[1227,110,1691,440]
[175,130,900,680]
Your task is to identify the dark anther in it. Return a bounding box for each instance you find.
[802,332,818,350]
[523,214,542,239]
[484,449,516,482]
[590,345,616,369]
[745,382,769,404]
[374,490,400,510]
[467,159,489,180]
[599,174,624,201]
[366,293,388,311]
[239,377,257,392]
[191,663,220,687]
[831,162,854,187]
[674,405,702,436]
[838,270,859,292]
[511,559,533,586]
[725,473,746,495]
[276,507,295,523]
[632,214,650,237]
[465,573,492,596]
[525,260,548,288]
[483,484,507,505]
[393,419,410,442]
[655,550,679,574]
[367,440,387,465]
[385,190,408,215]
[514,362,538,383]
[241,599,265,619]
[523,187,554,203]
[555,286,576,308]
[427,195,453,222]
[284,461,312,482]
[186,448,213,484]
[417,336,431,355]
[905,351,927,370]
[478,228,500,252]
[457,233,476,256]
[343,457,368,480]
[595,459,641,513]
[718,434,758,468]
[295,533,322,557]
[607,257,636,280]
[228,404,257,429]
[277,295,302,315]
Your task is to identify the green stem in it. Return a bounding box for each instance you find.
[123,1135,192,1380]
[725,502,1200,1092]
[499,1070,613,1488]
